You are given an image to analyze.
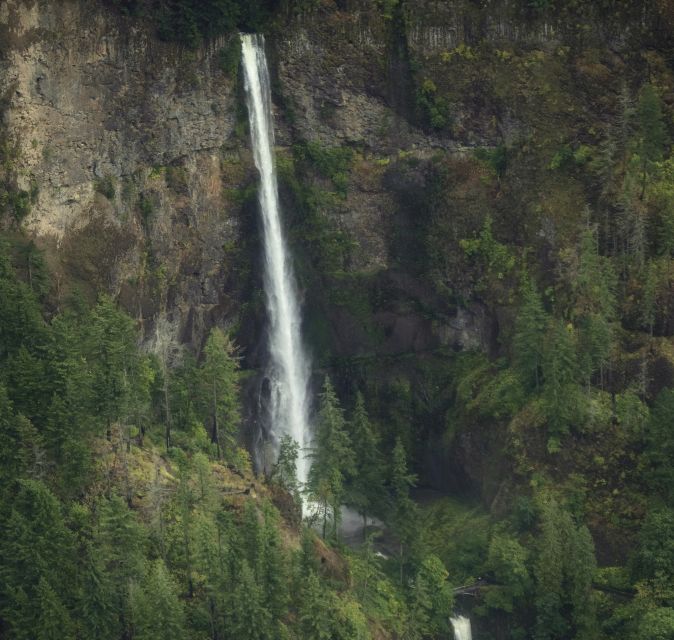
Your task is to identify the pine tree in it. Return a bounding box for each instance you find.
[298,571,336,640]
[0,383,43,485]
[0,480,75,640]
[77,544,118,640]
[389,437,418,585]
[573,228,616,386]
[198,327,240,459]
[6,345,48,426]
[635,83,666,199]
[513,278,549,390]
[410,555,454,638]
[89,295,138,438]
[533,496,597,640]
[130,560,186,640]
[149,314,183,451]
[307,377,355,538]
[98,494,145,631]
[646,389,674,500]
[230,559,273,640]
[272,433,300,504]
[346,392,386,535]
[259,501,289,621]
[0,245,46,360]
[541,320,582,449]
[35,577,75,640]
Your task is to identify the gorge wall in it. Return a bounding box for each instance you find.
[2,0,672,506]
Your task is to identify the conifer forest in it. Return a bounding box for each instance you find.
[1,1,674,638]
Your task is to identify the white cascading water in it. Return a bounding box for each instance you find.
[240,34,311,491]
[451,616,472,640]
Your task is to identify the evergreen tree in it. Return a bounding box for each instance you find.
[298,571,336,640]
[76,544,118,640]
[0,385,27,487]
[149,314,183,451]
[272,433,300,504]
[98,494,145,632]
[170,350,200,436]
[34,577,75,640]
[6,345,48,426]
[513,278,548,390]
[541,320,582,450]
[635,83,666,199]
[198,327,240,459]
[259,501,289,621]
[632,507,674,597]
[0,480,75,640]
[346,392,386,534]
[0,245,46,360]
[533,496,597,640]
[645,389,674,501]
[307,377,355,538]
[410,555,454,638]
[572,228,616,386]
[89,295,138,437]
[389,437,419,585]
[230,559,273,640]
[130,560,186,640]
[483,530,530,614]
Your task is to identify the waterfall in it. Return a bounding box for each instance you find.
[240,34,311,492]
[451,616,472,640]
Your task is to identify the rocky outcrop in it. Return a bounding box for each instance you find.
[1,0,253,348]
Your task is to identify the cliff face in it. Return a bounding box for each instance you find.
[1,0,249,348]
[2,0,670,506]
[0,0,503,356]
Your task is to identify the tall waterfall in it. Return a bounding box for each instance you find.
[451,616,472,640]
[240,34,311,490]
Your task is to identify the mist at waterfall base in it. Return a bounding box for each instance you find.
[451,616,472,640]
[240,34,312,493]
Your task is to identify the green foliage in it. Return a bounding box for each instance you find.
[475,145,508,177]
[293,141,354,198]
[482,530,531,613]
[272,433,300,498]
[307,377,355,538]
[0,480,75,640]
[460,216,515,292]
[89,295,140,432]
[345,392,386,525]
[634,84,667,196]
[541,319,583,449]
[152,0,285,47]
[416,78,450,130]
[635,607,674,640]
[533,495,597,640]
[513,278,548,390]
[277,152,354,275]
[645,389,674,501]
[389,437,420,584]
[418,497,490,585]
[197,327,240,459]
[130,560,186,640]
[298,571,336,640]
[409,555,454,637]
[94,175,116,200]
[632,507,674,601]
[218,37,241,78]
